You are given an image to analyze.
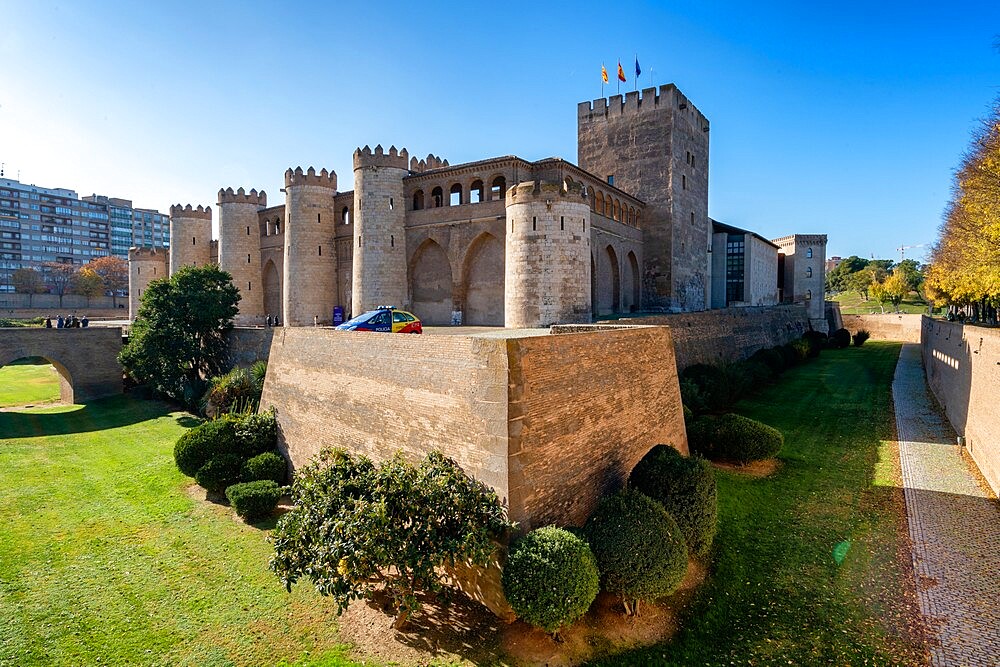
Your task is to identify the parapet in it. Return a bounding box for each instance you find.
[128,246,166,261]
[409,153,450,172]
[217,187,267,207]
[352,144,409,170]
[169,203,212,220]
[578,83,705,121]
[505,179,588,205]
[284,166,337,189]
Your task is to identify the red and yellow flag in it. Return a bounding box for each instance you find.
[617,61,626,82]
[601,64,609,83]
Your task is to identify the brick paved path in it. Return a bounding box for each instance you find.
[892,344,1000,667]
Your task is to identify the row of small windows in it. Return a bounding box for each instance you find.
[411,177,506,211]
[592,191,640,227]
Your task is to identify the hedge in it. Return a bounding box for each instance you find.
[709,413,783,464]
[226,480,284,522]
[830,328,851,349]
[502,527,599,634]
[241,451,287,484]
[195,453,244,493]
[630,445,718,558]
[173,418,237,477]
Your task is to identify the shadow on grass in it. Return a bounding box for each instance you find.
[0,392,186,438]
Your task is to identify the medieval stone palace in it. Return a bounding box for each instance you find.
[129,84,827,329]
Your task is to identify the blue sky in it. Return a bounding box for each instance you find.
[2,1,998,262]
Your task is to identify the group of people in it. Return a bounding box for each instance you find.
[44,315,89,329]
[265,314,280,327]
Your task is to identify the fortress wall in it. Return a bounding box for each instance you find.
[507,326,686,529]
[842,313,922,343]
[921,317,1000,494]
[224,327,275,370]
[610,304,810,370]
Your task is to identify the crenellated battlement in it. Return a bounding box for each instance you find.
[169,203,212,220]
[505,179,588,205]
[408,153,450,172]
[578,83,708,124]
[217,187,267,207]
[284,166,338,189]
[353,144,410,171]
[128,246,166,260]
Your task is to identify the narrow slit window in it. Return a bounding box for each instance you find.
[317,213,321,224]
[389,197,394,210]
[532,216,536,231]
[192,236,196,245]
[560,216,564,230]
[248,281,251,291]
[390,235,394,248]
[318,245,322,256]
[246,226,250,235]
[247,253,251,264]
[358,236,362,247]
[682,175,687,190]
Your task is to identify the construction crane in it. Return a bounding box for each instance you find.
[897,244,926,261]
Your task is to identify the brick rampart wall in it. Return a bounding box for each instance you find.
[842,313,923,343]
[921,317,1000,495]
[0,327,122,402]
[610,305,810,370]
[224,327,275,370]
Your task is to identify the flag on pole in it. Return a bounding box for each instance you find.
[601,64,608,83]
[635,57,641,78]
[617,61,627,82]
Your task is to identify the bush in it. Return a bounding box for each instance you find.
[502,527,600,634]
[681,364,731,412]
[734,359,774,389]
[226,480,284,522]
[802,331,827,358]
[231,409,278,459]
[242,451,287,484]
[779,343,801,368]
[686,415,718,457]
[679,378,708,415]
[712,413,783,464]
[195,453,244,493]
[790,339,811,363]
[852,329,871,347]
[630,445,718,558]
[583,489,688,613]
[830,328,851,349]
[202,365,265,417]
[750,347,786,375]
[173,418,237,477]
[270,449,512,627]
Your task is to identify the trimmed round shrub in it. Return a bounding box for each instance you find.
[226,480,283,522]
[630,445,718,558]
[734,359,773,390]
[750,347,786,375]
[802,331,826,358]
[830,328,851,349]
[713,413,783,464]
[241,451,287,484]
[173,418,237,478]
[195,453,244,493]
[686,415,719,458]
[502,527,599,634]
[583,489,688,607]
[681,364,730,412]
[852,329,871,347]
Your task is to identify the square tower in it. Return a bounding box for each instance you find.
[773,234,828,332]
[578,84,710,311]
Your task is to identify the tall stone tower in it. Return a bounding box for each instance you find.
[282,166,338,326]
[773,234,828,332]
[128,246,167,320]
[578,84,710,311]
[352,145,409,315]
[168,204,212,276]
[218,187,266,325]
[505,180,592,328]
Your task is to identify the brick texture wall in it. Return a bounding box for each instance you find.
[921,317,1000,494]
[842,313,922,343]
[0,327,122,402]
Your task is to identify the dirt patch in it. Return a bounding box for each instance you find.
[711,458,781,478]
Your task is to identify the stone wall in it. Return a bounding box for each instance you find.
[921,317,1000,494]
[0,294,122,311]
[0,327,122,402]
[224,327,275,370]
[842,313,922,343]
[610,304,810,370]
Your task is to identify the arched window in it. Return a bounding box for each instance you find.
[342,206,350,225]
[806,267,813,278]
[595,191,604,216]
[470,180,484,204]
[604,197,612,218]
[489,176,506,201]
[613,199,621,222]
[805,289,812,300]
[412,190,424,210]
[274,219,280,234]
[449,183,462,206]
[431,186,444,208]
[806,247,813,258]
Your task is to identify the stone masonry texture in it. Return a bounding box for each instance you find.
[843,313,923,344]
[0,327,122,402]
[893,343,1000,666]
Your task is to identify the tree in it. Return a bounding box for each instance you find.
[43,262,76,308]
[11,267,45,306]
[882,269,909,311]
[825,255,868,292]
[270,449,512,629]
[118,264,240,405]
[87,255,128,308]
[71,267,104,305]
[895,259,924,293]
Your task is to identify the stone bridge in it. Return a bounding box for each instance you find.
[0,328,123,403]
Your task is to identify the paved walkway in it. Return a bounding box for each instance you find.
[892,344,1000,667]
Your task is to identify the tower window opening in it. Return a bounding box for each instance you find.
[389,197,394,210]
[691,212,694,226]
[246,226,250,235]
[412,190,425,210]
[431,186,443,207]
[192,236,196,245]
[490,176,506,201]
[682,175,687,190]
[449,183,462,206]
[583,219,586,232]
[532,216,536,231]
[318,245,322,256]
[560,216,564,230]
[470,180,484,203]
[390,235,394,248]
[806,266,812,278]
[607,175,614,186]
[806,247,813,258]
[342,207,349,224]
[247,253,251,264]
[511,220,514,233]
[358,236,362,247]
[317,213,321,224]
[248,281,251,290]
[275,221,280,234]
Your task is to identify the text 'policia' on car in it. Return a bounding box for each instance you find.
[334,306,422,333]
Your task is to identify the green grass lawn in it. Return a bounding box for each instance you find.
[0,361,61,407]
[831,290,934,315]
[0,395,360,667]
[596,341,926,665]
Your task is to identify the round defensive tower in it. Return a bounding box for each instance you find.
[168,204,212,276]
[218,187,266,326]
[352,145,409,315]
[128,246,168,320]
[504,180,592,328]
[282,166,338,326]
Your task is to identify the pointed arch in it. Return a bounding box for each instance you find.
[408,239,453,325]
[595,244,621,315]
[262,259,281,320]
[625,251,640,312]
[460,232,504,325]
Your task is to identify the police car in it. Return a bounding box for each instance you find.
[334,306,422,333]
